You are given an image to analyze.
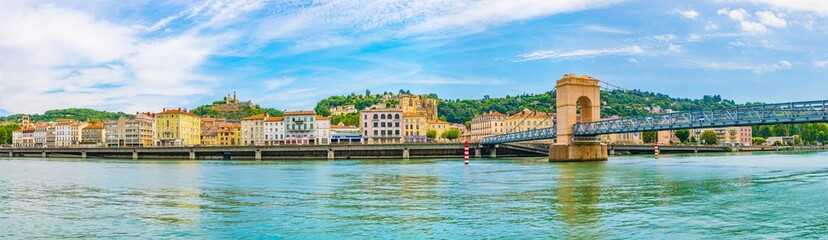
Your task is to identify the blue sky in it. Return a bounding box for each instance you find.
[1,0,827,115]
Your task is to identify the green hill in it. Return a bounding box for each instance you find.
[0,108,130,123]
[315,89,746,125]
[192,100,284,119]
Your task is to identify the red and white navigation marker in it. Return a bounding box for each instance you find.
[464,138,470,165]
[654,143,660,159]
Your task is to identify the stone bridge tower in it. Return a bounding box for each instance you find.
[550,74,608,161]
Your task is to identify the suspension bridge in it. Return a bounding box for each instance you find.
[481,74,828,161]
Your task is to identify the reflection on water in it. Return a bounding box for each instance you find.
[1,152,828,238]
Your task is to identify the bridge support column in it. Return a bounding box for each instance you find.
[549,143,608,162]
[132,150,138,159]
[490,146,497,158]
[609,148,615,155]
[403,148,410,159]
[255,149,262,161]
[327,149,335,160]
[189,150,196,160]
[8,151,12,157]
[81,151,87,159]
[474,146,481,158]
[42,151,47,158]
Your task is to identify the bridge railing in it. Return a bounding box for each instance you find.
[481,127,556,145]
[574,100,828,135]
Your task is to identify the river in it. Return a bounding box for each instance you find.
[1,152,827,239]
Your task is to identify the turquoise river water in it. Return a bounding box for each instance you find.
[1,152,827,239]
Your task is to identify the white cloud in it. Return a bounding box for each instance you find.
[255,0,627,51]
[515,46,645,61]
[814,60,828,68]
[704,60,792,74]
[756,11,787,27]
[677,9,699,19]
[263,77,296,90]
[584,25,631,34]
[740,21,768,35]
[667,44,683,54]
[744,1,828,16]
[705,22,720,30]
[627,58,640,64]
[717,8,786,35]
[0,2,238,114]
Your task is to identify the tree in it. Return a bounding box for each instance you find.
[689,136,697,144]
[314,105,332,117]
[642,131,657,143]
[441,128,461,141]
[701,130,718,145]
[427,129,437,139]
[675,129,690,143]
[0,124,20,144]
[331,113,359,126]
[365,89,371,96]
[752,137,766,145]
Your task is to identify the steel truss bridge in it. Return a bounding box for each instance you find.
[482,100,828,145]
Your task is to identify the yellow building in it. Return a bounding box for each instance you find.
[503,109,553,133]
[155,108,201,146]
[427,120,451,142]
[399,94,438,121]
[601,132,643,144]
[403,113,427,137]
[218,123,241,146]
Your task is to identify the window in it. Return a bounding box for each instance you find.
[373,114,378,119]
[381,114,386,119]
[395,114,400,119]
[373,130,378,135]
[381,122,386,127]
[395,130,400,135]
[373,122,378,127]
[395,122,399,127]
[381,130,386,135]
[364,123,367,128]
[364,115,367,120]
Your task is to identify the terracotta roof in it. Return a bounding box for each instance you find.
[265,116,284,122]
[284,111,316,116]
[315,115,330,120]
[83,124,105,129]
[240,114,267,120]
[158,109,199,117]
[57,122,73,126]
[509,109,548,118]
[403,113,426,117]
[477,111,507,118]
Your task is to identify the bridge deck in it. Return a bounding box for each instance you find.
[483,100,828,145]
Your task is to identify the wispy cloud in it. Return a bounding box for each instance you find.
[676,9,699,19]
[514,46,644,61]
[814,60,828,68]
[703,60,792,74]
[263,77,296,90]
[717,8,787,35]
[584,24,631,34]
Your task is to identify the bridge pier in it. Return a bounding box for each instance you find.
[81,151,87,159]
[8,151,12,157]
[132,150,138,159]
[403,148,410,159]
[327,149,335,160]
[255,149,262,161]
[490,145,497,158]
[42,151,47,158]
[609,148,615,155]
[549,143,608,162]
[474,146,481,158]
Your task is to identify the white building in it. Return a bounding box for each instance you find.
[240,114,267,146]
[55,122,72,147]
[315,116,331,145]
[264,116,285,145]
